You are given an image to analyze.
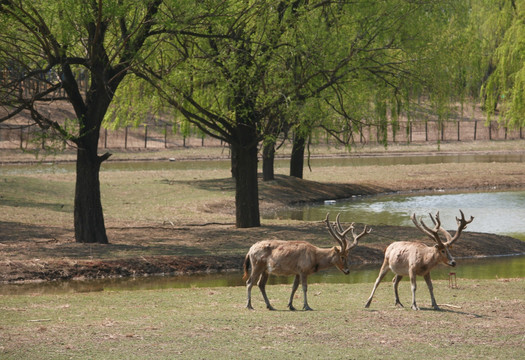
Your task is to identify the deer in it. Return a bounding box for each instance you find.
[364,210,474,311]
[243,213,371,311]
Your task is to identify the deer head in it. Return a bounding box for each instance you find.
[411,209,474,266]
[325,213,371,274]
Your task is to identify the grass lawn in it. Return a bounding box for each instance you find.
[1,278,523,359]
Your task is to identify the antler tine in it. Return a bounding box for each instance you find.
[336,214,355,250]
[348,224,372,250]
[324,213,346,251]
[428,211,440,227]
[335,213,349,234]
[456,209,474,226]
[428,211,454,242]
[447,209,475,246]
[411,213,444,246]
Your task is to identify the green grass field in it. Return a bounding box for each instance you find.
[1,141,525,359]
[1,278,523,359]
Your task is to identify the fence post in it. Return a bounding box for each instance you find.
[125,126,128,149]
[144,125,148,148]
[425,121,428,141]
[104,128,107,148]
[457,121,460,141]
[489,121,492,140]
[474,121,477,140]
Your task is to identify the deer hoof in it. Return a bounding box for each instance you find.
[411,304,420,311]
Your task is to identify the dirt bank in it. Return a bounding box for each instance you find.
[1,221,524,283]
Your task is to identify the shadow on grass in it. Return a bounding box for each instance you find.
[161,174,388,206]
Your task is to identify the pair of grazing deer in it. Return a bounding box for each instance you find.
[243,210,474,311]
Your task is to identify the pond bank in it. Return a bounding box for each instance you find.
[2,220,525,283]
[2,146,525,283]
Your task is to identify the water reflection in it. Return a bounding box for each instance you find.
[264,191,525,237]
[2,255,523,296]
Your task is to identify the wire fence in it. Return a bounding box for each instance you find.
[0,120,523,150]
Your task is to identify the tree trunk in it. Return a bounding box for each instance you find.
[262,139,275,181]
[231,141,260,228]
[290,134,305,179]
[74,132,109,244]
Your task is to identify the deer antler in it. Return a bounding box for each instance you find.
[325,213,371,251]
[446,210,474,246]
[325,213,353,251]
[349,224,372,250]
[411,212,446,247]
[413,210,474,247]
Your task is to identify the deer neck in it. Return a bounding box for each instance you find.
[315,247,338,272]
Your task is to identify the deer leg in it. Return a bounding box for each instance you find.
[424,273,440,310]
[364,262,390,308]
[245,272,259,310]
[409,270,419,310]
[300,274,313,311]
[392,275,404,307]
[288,275,300,311]
[258,271,275,311]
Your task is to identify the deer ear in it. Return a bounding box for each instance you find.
[333,246,340,253]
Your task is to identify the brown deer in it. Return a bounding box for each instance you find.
[243,213,371,311]
[364,210,473,310]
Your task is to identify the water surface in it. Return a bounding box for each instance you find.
[2,255,523,296]
[2,152,524,175]
[264,190,525,239]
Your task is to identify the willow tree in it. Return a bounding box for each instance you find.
[481,0,525,127]
[138,1,311,227]
[137,0,476,226]
[283,0,474,178]
[0,0,164,243]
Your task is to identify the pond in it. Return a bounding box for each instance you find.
[2,255,524,296]
[2,151,525,175]
[263,190,525,241]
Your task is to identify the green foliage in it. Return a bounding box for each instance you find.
[482,0,525,127]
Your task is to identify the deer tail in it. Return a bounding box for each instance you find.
[242,254,251,282]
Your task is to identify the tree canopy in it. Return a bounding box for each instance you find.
[1,0,518,237]
[0,0,165,243]
[481,0,525,127]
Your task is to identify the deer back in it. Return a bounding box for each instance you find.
[248,240,336,276]
[385,241,445,276]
